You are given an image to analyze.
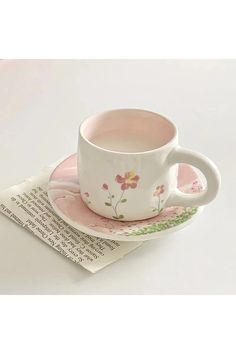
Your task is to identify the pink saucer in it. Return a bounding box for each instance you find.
[47,154,203,241]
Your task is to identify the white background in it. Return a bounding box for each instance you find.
[0,59,235,294]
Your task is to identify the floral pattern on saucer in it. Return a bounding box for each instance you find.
[48,154,203,241]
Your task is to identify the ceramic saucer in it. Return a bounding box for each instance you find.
[48,154,203,241]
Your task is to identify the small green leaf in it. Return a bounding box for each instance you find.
[105,202,112,206]
[121,199,127,203]
[112,195,115,198]
[112,216,119,219]
[119,215,124,219]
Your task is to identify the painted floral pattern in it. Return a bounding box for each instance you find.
[152,184,165,213]
[115,171,140,190]
[83,192,91,205]
[48,154,203,241]
[129,207,197,236]
[102,171,140,220]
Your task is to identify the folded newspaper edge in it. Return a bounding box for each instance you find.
[0,159,142,273]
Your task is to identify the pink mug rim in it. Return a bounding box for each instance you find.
[79,108,178,155]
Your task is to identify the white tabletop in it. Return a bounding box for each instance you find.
[0,60,235,294]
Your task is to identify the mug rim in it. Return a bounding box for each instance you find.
[79,108,178,155]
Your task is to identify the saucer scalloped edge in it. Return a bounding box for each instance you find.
[47,154,204,242]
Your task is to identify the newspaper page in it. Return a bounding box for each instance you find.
[0,166,142,273]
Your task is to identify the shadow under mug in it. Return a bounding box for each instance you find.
[78,109,220,221]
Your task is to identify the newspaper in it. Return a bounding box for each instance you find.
[0,165,142,273]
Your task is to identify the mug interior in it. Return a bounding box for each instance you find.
[80,109,176,153]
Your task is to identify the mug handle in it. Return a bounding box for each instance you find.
[166,146,221,207]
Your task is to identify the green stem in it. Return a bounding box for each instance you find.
[108,190,118,217]
[158,196,161,212]
[114,190,125,217]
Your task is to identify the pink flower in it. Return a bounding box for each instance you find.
[115,171,140,190]
[153,185,164,197]
[102,183,109,190]
[84,192,90,197]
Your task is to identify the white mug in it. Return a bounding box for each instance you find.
[78,109,220,221]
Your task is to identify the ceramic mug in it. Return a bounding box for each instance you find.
[78,109,220,221]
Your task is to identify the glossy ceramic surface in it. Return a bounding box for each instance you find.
[78,109,220,221]
[48,154,204,241]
